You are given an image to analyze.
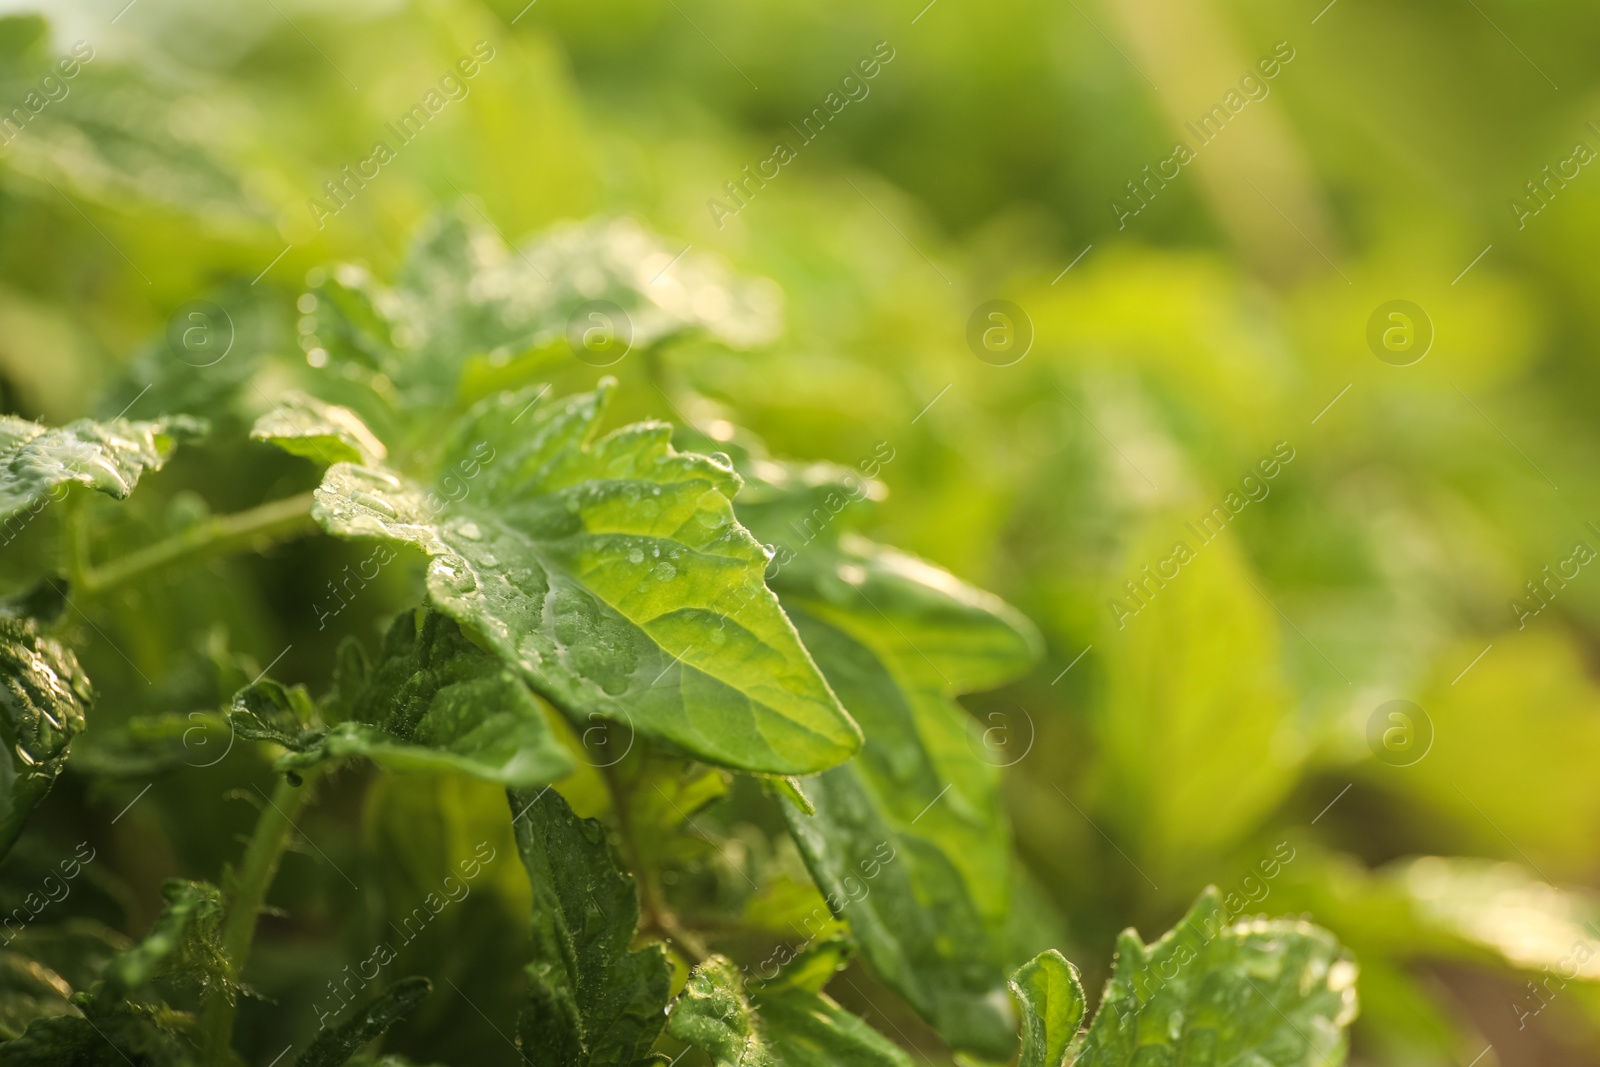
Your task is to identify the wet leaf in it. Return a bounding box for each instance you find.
[736,455,1039,1058]
[668,954,911,1067]
[252,391,387,466]
[231,610,573,788]
[1009,950,1084,1067]
[309,383,861,777]
[296,977,431,1067]
[507,784,670,1067]
[95,879,228,1011]
[302,213,781,413]
[0,618,91,859]
[0,414,203,520]
[1073,888,1358,1067]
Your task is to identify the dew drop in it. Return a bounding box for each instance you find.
[628,548,645,564]
[456,521,483,541]
[653,562,677,582]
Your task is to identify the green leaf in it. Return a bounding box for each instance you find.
[231,610,573,787]
[0,618,91,859]
[1097,528,1297,870]
[95,879,227,1011]
[251,391,388,466]
[507,784,670,1067]
[668,955,911,1067]
[1009,950,1085,1067]
[734,456,1039,1058]
[0,1009,195,1067]
[0,414,202,520]
[308,382,861,777]
[303,213,781,413]
[1073,888,1358,1067]
[296,977,431,1067]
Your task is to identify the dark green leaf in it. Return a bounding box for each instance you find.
[95,879,227,1011]
[231,610,572,787]
[668,955,911,1067]
[1074,888,1358,1067]
[1009,950,1084,1067]
[0,578,67,625]
[0,618,91,859]
[0,415,202,520]
[309,383,862,777]
[508,785,670,1067]
[0,1008,194,1067]
[296,976,431,1067]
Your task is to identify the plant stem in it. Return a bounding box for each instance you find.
[81,491,318,597]
[598,760,709,964]
[201,768,323,1065]
[61,491,90,591]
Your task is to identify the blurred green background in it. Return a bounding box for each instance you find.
[3,0,1600,1063]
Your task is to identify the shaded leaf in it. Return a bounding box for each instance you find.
[0,1008,195,1067]
[1073,888,1357,1067]
[507,785,670,1067]
[252,391,388,466]
[95,879,228,1011]
[231,610,573,787]
[735,455,1038,1057]
[0,618,91,858]
[296,977,431,1067]
[309,382,861,777]
[0,415,202,520]
[1009,950,1084,1067]
[668,955,910,1067]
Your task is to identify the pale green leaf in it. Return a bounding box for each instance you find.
[251,391,387,466]
[668,955,911,1067]
[0,414,202,520]
[1009,950,1085,1067]
[1073,888,1357,1067]
[231,610,572,788]
[508,784,671,1067]
[303,213,781,411]
[0,618,91,859]
[308,382,862,777]
[1098,526,1297,869]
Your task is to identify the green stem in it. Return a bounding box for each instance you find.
[598,760,708,964]
[62,491,90,591]
[80,491,318,597]
[201,768,323,1064]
